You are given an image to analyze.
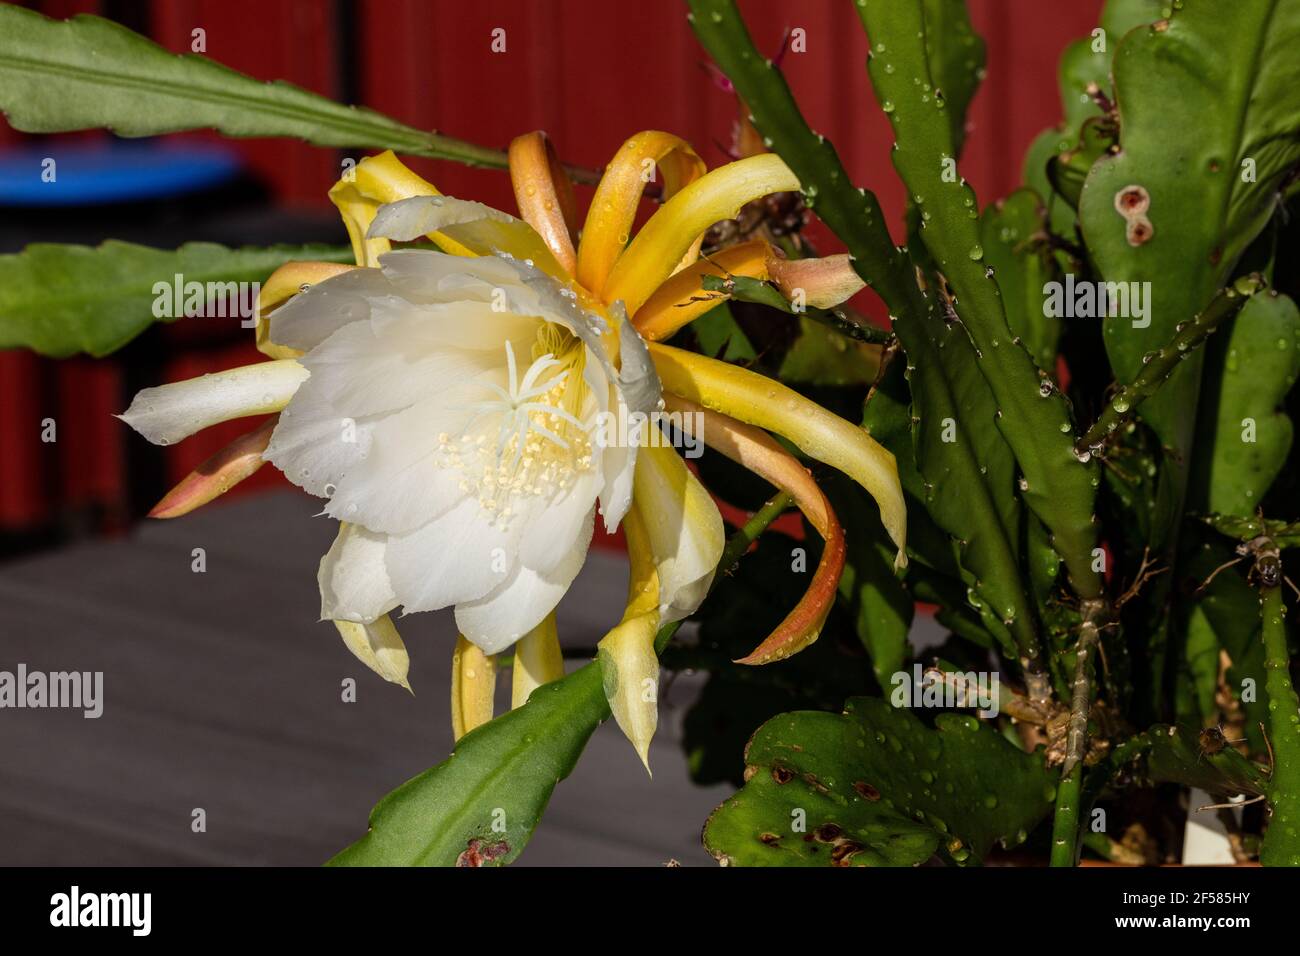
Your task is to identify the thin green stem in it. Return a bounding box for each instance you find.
[1078,276,1265,456]
[1260,561,1300,865]
[700,273,894,345]
[1050,598,1106,866]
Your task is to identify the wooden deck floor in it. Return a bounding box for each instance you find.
[0,491,731,866]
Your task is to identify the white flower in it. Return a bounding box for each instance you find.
[124,196,661,655]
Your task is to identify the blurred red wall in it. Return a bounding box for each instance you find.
[0,0,1102,540]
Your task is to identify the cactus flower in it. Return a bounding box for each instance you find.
[119,132,906,764]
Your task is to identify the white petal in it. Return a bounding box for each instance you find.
[378,248,528,305]
[385,497,519,612]
[455,510,594,654]
[597,308,660,532]
[120,359,307,446]
[518,474,601,573]
[320,377,506,533]
[298,316,501,421]
[318,523,397,624]
[614,301,661,417]
[268,267,393,352]
[263,371,375,498]
[369,195,564,279]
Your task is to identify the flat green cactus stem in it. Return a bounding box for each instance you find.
[687,0,1046,681]
[1203,515,1300,549]
[855,0,1104,601]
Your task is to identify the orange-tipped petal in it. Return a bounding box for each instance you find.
[255,261,356,359]
[650,341,905,568]
[508,131,580,276]
[148,416,277,519]
[766,253,866,309]
[664,394,845,665]
[577,131,706,299]
[633,240,771,341]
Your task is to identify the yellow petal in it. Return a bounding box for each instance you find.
[509,131,580,276]
[148,416,275,519]
[451,635,497,741]
[334,615,411,691]
[597,505,661,773]
[651,342,906,568]
[329,151,476,262]
[631,442,724,622]
[603,153,800,316]
[255,261,356,359]
[664,395,845,664]
[577,131,706,299]
[633,239,770,341]
[511,610,565,709]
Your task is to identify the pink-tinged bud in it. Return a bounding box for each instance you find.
[767,252,866,309]
[148,416,276,519]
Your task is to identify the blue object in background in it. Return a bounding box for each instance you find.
[0,140,243,207]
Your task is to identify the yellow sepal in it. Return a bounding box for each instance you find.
[603,153,799,316]
[633,239,770,342]
[651,342,906,568]
[329,151,476,263]
[577,130,706,299]
[451,635,497,741]
[596,505,661,773]
[334,615,411,691]
[511,611,565,709]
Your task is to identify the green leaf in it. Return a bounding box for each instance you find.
[329,664,608,867]
[1059,0,1164,128]
[980,188,1061,368]
[859,0,1103,600]
[0,6,510,170]
[0,240,354,357]
[1193,291,1300,515]
[1259,584,1300,866]
[691,301,757,362]
[919,0,986,155]
[1186,534,1269,750]
[1078,0,1300,485]
[669,527,876,787]
[704,698,1057,866]
[1116,723,1270,797]
[885,301,1035,663]
[777,315,879,386]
